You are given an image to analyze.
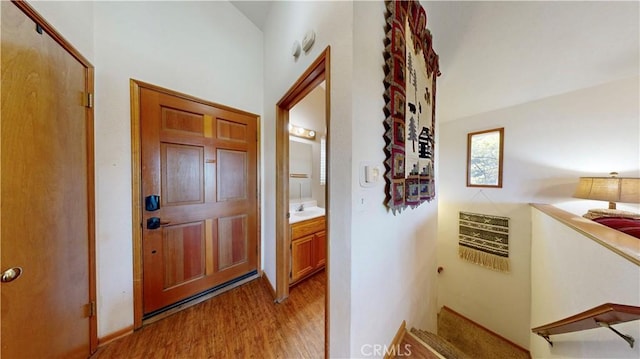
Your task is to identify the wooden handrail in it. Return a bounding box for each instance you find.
[531,203,640,266]
[532,303,640,348]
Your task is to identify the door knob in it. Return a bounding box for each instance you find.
[147,217,171,229]
[1,267,23,283]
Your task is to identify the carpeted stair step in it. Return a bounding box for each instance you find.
[437,306,530,359]
[409,328,471,359]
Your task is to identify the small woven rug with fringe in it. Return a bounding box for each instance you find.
[458,211,510,272]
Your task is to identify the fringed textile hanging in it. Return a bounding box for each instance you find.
[458,211,510,272]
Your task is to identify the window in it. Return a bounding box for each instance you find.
[320,136,326,185]
[467,128,504,188]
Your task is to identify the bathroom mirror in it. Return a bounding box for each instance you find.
[289,139,313,199]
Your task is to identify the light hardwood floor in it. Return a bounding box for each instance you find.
[92,271,325,359]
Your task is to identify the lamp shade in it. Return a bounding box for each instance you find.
[574,177,640,203]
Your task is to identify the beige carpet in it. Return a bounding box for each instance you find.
[436,307,530,359]
[394,331,444,359]
[409,328,471,359]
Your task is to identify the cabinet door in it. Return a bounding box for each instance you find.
[314,230,326,268]
[291,235,315,283]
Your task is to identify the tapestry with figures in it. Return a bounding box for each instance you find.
[458,211,510,272]
[383,0,441,214]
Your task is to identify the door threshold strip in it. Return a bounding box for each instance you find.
[142,270,259,325]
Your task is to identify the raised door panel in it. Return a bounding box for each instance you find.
[162,107,204,136]
[217,215,248,271]
[161,143,204,206]
[217,149,247,202]
[162,222,206,289]
[291,235,315,283]
[217,119,247,143]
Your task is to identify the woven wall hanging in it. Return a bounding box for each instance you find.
[383,0,441,215]
[458,211,510,272]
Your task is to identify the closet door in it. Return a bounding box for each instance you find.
[1,1,96,357]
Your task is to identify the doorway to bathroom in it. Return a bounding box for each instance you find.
[275,47,330,354]
[288,83,327,286]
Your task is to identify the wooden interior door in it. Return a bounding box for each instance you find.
[140,86,258,315]
[1,1,96,357]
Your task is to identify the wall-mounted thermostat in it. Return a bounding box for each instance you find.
[359,161,381,188]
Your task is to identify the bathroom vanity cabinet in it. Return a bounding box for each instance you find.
[290,215,326,285]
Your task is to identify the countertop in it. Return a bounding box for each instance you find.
[289,206,325,224]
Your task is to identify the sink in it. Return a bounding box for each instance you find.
[293,209,322,217]
[290,206,325,223]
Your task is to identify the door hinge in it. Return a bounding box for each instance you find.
[83,92,94,108]
[89,301,96,317]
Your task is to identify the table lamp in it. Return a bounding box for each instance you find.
[573,172,640,219]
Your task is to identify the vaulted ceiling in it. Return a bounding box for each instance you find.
[424,1,639,122]
[231,1,639,122]
[230,1,272,30]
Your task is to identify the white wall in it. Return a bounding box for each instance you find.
[28,0,95,62]
[350,2,440,357]
[437,77,640,349]
[262,2,354,356]
[92,1,262,337]
[531,208,640,358]
[264,3,440,356]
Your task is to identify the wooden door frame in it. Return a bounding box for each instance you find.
[275,46,330,354]
[130,80,262,328]
[1,0,98,353]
